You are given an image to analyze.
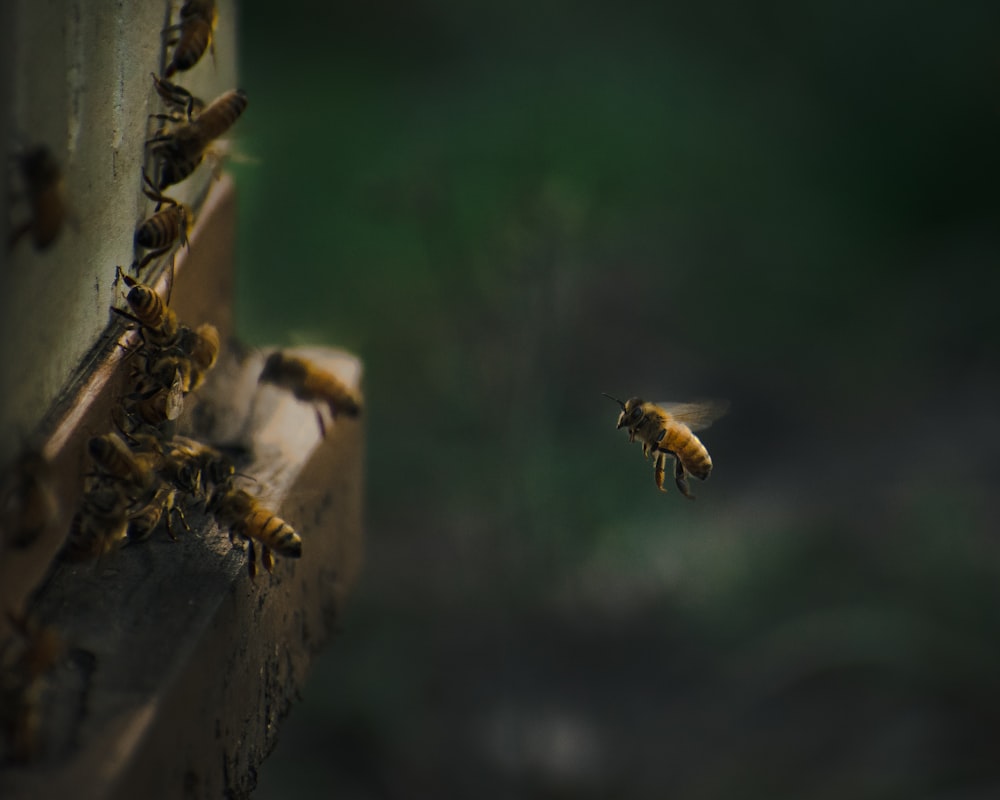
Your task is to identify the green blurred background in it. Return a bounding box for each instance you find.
[233,1,1000,797]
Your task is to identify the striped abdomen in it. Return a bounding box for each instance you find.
[243,508,302,558]
[153,145,203,190]
[193,90,248,143]
[135,205,187,249]
[660,424,713,480]
[165,19,213,77]
[126,283,171,328]
[304,371,363,418]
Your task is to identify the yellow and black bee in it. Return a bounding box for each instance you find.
[604,395,728,498]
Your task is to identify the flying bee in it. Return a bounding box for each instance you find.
[603,395,728,499]
[0,450,59,549]
[126,484,189,542]
[163,0,218,78]
[207,486,301,579]
[148,85,248,189]
[133,171,191,272]
[62,479,130,561]
[8,145,66,251]
[258,351,363,438]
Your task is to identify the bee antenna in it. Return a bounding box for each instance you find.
[601,393,626,410]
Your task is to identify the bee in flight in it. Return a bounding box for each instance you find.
[163,0,218,78]
[258,351,363,438]
[7,145,66,251]
[603,394,728,499]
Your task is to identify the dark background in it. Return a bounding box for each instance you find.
[233,2,1000,797]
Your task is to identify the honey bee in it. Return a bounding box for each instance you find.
[178,322,220,392]
[87,433,160,504]
[133,171,191,272]
[147,85,248,189]
[126,484,189,542]
[120,370,186,433]
[112,272,181,352]
[258,351,363,437]
[163,0,218,78]
[169,436,235,495]
[603,395,728,498]
[8,145,66,251]
[207,486,302,578]
[0,451,59,549]
[62,479,130,561]
[156,440,203,496]
[0,613,64,762]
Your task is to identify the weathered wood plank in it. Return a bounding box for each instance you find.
[0,344,364,799]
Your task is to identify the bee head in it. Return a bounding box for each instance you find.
[601,392,632,429]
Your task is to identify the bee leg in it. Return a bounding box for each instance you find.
[674,458,695,500]
[247,540,258,579]
[165,505,189,540]
[161,23,182,41]
[262,547,274,574]
[654,452,668,492]
[314,407,327,438]
[135,245,173,272]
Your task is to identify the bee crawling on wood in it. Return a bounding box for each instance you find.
[163,0,218,78]
[604,394,728,499]
[207,485,301,579]
[133,170,191,272]
[147,80,248,190]
[126,484,189,543]
[112,270,182,352]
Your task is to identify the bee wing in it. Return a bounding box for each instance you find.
[165,370,185,421]
[656,400,729,432]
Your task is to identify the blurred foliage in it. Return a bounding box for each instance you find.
[234,1,1000,798]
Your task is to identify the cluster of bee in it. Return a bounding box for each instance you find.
[7,1,237,258]
[57,0,282,578]
[604,395,728,498]
[64,267,309,579]
[1,0,364,766]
